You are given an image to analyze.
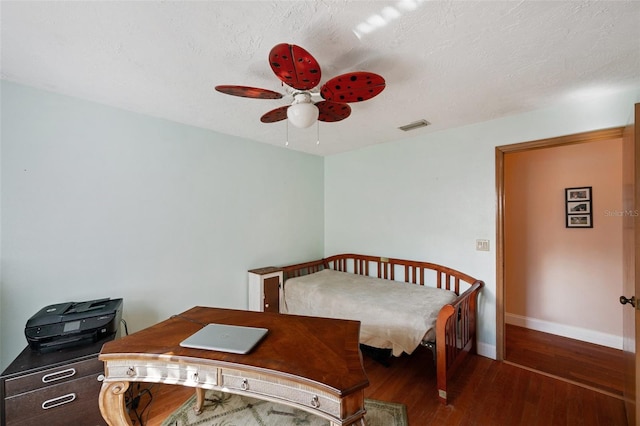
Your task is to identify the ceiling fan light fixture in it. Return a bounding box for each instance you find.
[287,93,319,128]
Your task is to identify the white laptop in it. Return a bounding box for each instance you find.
[179,323,268,354]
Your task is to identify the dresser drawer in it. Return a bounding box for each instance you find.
[105,360,218,387]
[5,372,105,426]
[220,369,340,418]
[4,356,103,398]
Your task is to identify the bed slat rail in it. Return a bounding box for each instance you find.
[321,254,478,295]
[281,259,325,279]
[278,253,483,406]
[437,281,481,403]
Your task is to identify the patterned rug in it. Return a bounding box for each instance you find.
[161,390,408,426]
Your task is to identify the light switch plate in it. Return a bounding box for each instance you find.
[476,239,490,251]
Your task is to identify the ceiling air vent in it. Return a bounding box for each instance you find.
[398,119,430,132]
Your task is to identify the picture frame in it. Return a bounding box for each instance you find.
[567,214,592,227]
[567,201,591,214]
[566,187,590,201]
[565,186,593,228]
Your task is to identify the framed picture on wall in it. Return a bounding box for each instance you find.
[567,214,592,227]
[565,186,593,228]
[566,187,591,201]
[567,201,591,214]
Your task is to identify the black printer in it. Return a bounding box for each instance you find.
[24,298,123,352]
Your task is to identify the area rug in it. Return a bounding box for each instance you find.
[161,390,408,426]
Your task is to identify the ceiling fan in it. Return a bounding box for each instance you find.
[215,43,386,129]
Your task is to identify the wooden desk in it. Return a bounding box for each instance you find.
[98,307,369,426]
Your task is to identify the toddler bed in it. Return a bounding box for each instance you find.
[278,253,484,405]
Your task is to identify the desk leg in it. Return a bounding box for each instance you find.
[194,388,205,414]
[98,381,133,426]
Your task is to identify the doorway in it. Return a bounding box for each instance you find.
[495,127,625,390]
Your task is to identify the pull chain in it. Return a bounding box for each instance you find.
[284,119,320,147]
[285,119,289,147]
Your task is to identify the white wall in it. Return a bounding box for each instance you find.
[0,81,324,369]
[324,88,640,359]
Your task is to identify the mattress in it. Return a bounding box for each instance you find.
[282,269,457,356]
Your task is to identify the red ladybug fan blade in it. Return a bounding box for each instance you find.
[316,101,351,123]
[215,85,283,99]
[261,105,289,123]
[320,72,385,103]
[269,43,322,91]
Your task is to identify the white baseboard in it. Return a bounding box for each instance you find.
[506,313,622,350]
[477,342,496,360]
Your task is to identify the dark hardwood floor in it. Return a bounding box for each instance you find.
[136,335,628,426]
[505,324,625,397]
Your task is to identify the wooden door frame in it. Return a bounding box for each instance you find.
[495,127,625,361]
[622,103,640,424]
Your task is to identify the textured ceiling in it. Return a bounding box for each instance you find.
[2,1,639,156]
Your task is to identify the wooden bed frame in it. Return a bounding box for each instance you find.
[279,253,484,405]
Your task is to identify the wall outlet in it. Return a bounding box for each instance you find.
[476,239,490,251]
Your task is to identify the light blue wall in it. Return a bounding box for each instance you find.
[0,81,324,369]
[325,88,640,358]
[2,80,638,368]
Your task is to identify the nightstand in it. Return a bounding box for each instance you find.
[248,267,283,313]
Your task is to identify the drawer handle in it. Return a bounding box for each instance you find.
[241,379,249,391]
[41,368,76,384]
[192,372,199,383]
[311,395,320,408]
[42,393,77,410]
[126,367,136,376]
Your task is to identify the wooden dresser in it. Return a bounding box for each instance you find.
[1,336,114,426]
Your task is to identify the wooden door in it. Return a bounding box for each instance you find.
[622,103,640,425]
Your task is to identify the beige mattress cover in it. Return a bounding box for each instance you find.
[282,269,457,356]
